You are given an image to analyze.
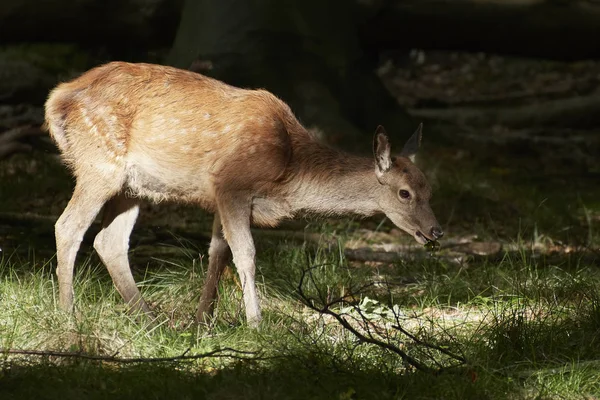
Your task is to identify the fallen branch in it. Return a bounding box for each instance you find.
[0,211,58,226]
[0,211,502,263]
[0,105,44,128]
[409,93,600,128]
[0,211,330,248]
[344,247,417,263]
[296,266,467,374]
[1,347,262,364]
[0,125,46,159]
[344,241,503,263]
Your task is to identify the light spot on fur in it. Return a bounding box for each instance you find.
[204,113,211,120]
[181,145,192,152]
[83,115,94,128]
[192,127,197,132]
[223,125,231,133]
[180,128,188,135]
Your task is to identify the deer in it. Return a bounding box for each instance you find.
[44,62,443,327]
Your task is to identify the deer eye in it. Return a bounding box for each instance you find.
[399,190,411,199]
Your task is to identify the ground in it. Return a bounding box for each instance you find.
[0,50,599,399]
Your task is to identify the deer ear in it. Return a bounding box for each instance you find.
[400,123,423,163]
[373,125,392,179]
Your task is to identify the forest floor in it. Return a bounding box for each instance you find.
[0,50,599,399]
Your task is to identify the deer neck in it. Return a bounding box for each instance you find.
[284,141,384,218]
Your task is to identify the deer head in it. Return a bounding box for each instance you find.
[373,124,443,244]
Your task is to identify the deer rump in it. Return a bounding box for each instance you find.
[46,62,294,213]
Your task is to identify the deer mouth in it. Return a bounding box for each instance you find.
[415,231,434,244]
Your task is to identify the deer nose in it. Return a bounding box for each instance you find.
[431,226,444,239]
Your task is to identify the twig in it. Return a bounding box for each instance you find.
[298,268,430,373]
[1,347,262,364]
[296,266,467,375]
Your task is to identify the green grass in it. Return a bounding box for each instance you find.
[1,235,599,399]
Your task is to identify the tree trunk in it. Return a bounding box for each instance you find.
[167,0,414,149]
[0,0,181,49]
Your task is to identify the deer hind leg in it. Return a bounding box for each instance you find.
[196,213,232,324]
[93,192,151,316]
[55,177,121,312]
[217,197,261,327]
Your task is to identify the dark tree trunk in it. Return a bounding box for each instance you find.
[168,0,414,150]
[0,0,182,50]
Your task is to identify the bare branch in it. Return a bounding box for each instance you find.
[296,266,468,375]
[1,347,264,364]
[298,267,434,373]
[0,125,47,159]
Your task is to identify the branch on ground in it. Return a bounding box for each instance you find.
[0,125,46,159]
[409,94,600,129]
[1,347,265,364]
[296,266,468,375]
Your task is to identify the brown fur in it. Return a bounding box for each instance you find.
[45,62,442,327]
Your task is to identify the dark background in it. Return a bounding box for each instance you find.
[1,0,599,261]
[2,0,600,147]
[1,2,600,398]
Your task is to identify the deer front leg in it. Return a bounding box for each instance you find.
[196,213,231,324]
[217,198,261,327]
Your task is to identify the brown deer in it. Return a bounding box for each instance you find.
[45,62,443,327]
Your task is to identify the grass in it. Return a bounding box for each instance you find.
[1,232,599,399]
